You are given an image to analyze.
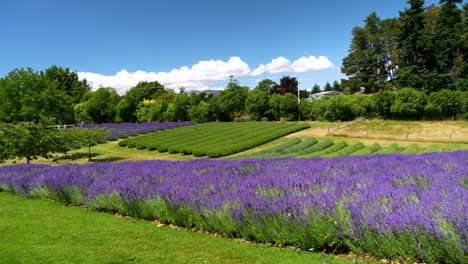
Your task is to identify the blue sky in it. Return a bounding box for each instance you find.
[3,0,440,94]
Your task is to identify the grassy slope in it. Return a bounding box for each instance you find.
[4,120,467,165]
[0,192,362,264]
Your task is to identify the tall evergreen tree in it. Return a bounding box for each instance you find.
[434,0,466,90]
[342,13,398,93]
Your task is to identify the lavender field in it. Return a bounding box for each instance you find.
[0,152,467,263]
[81,121,194,140]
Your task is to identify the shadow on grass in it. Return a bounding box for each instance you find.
[54,152,124,163]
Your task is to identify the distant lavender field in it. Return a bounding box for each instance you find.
[0,152,467,262]
[81,121,194,140]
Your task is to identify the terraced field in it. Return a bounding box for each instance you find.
[230,137,464,159]
[118,122,310,158]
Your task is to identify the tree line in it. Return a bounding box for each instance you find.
[0,1,466,125]
[341,0,467,93]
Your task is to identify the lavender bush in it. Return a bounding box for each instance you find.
[81,121,194,141]
[0,152,467,262]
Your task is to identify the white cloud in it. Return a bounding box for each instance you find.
[251,55,333,76]
[78,55,333,94]
[78,56,250,95]
[251,56,291,76]
[291,56,333,72]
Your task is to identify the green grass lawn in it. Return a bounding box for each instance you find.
[0,192,366,264]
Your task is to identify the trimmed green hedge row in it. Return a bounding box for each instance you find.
[119,122,310,158]
[425,144,441,152]
[294,139,335,157]
[352,143,382,155]
[377,143,401,154]
[401,144,420,154]
[301,141,348,157]
[328,142,365,158]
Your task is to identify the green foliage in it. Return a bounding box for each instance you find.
[377,143,401,154]
[0,122,62,163]
[352,143,382,155]
[390,88,427,120]
[401,144,420,154]
[81,87,121,123]
[246,89,269,120]
[328,142,365,157]
[218,79,249,120]
[295,139,334,156]
[73,128,110,161]
[189,101,210,123]
[342,13,399,93]
[120,122,310,158]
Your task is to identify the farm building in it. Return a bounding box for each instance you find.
[308,90,342,100]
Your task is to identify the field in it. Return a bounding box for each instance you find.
[0,192,356,264]
[1,152,466,263]
[1,120,467,263]
[118,122,310,158]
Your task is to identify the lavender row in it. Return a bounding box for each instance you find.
[0,152,466,262]
[81,121,194,140]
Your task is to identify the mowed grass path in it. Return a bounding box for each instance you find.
[0,192,362,264]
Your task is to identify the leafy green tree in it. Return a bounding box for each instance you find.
[424,89,463,119]
[218,79,249,120]
[73,127,109,161]
[246,90,269,120]
[0,68,72,124]
[322,96,354,121]
[116,81,166,122]
[189,101,210,123]
[311,84,321,94]
[390,88,427,120]
[189,91,201,107]
[0,122,59,163]
[300,99,312,120]
[44,65,90,104]
[255,79,278,94]
[372,90,395,118]
[82,87,121,123]
[268,93,298,120]
[172,92,190,121]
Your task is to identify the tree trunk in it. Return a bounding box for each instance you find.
[88,146,92,161]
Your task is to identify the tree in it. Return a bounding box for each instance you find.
[278,76,298,95]
[44,65,90,105]
[395,0,440,91]
[255,79,278,94]
[332,80,342,92]
[218,79,249,120]
[83,87,121,123]
[424,89,463,119]
[373,90,395,119]
[0,68,73,124]
[172,92,190,121]
[116,81,166,122]
[246,90,269,120]
[73,127,109,161]
[390,88,427,120]
[189,101,210,123]
[0,122,60,163]
[324,82,333,91]
[311,84,321,94]
[342,13,398,93]
[434,0,466,90]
